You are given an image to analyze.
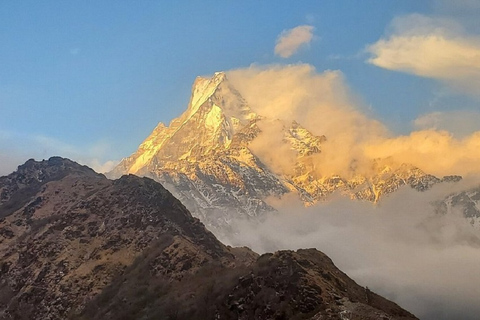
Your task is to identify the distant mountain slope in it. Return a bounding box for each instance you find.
[110,72,461,232]
[436,184,480,229]
[0,157,417,320]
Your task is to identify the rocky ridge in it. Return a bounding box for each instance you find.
[0,157,417,320]
[435,184,480,229]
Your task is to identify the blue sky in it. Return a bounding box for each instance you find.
[1,0,480,173]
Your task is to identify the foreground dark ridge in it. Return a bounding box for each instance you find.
[0,157,417,319]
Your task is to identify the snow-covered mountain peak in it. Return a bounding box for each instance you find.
[186,72,256,126]
[110,72,461,233]
[285,120,326,156]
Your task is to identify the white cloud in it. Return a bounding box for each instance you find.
[274,25,314,58]
[227,64,480,178]
[221,180,480,320]
[227,64,387,178]
[364,130,480,177]
[367,14,480,96]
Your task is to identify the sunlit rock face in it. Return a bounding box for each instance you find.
[110,73,288,232]
[110,72,459,232]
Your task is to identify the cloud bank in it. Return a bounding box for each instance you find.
[367,14,480,96]
[365,130,480,177]
[227,64,480,178]
[227,64,387,178]
[274,25,314,58]
[220,180,480,320]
